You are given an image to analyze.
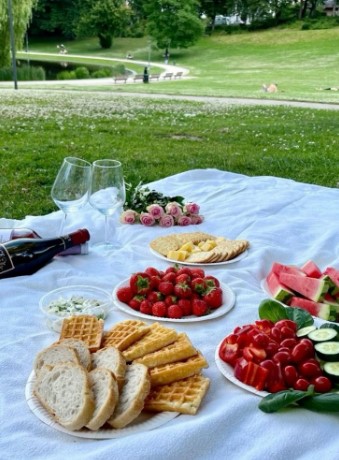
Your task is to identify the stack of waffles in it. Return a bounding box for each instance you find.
[31,315,210,432]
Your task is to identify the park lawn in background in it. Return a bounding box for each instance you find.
[0,91,338,219]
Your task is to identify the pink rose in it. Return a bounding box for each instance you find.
[165,202,183,217]
[159,214,175,228]
[184,202,200,214]
[177,215,192,226]
[190,214,204,224]
[120,209,138,224]
[146,203,165,219]
[140,212,156,226]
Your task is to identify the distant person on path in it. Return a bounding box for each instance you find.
[164,49,169,65]
[57,44,67,55]
[262,83,278,93]
[143,66,149,83]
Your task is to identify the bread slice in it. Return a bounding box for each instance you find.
[58,338,91,370]
[91,346,126,391]
[134,333,197,368]
[33,344,80,375]
[86,368,119,431]
[149,353,208,387]
[34,362,94,431]
[107,363,150,429]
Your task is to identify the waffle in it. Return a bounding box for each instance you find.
[59,315,104,352]
[144,374,210,415]
[122,323,178,362]
[102,320,151,351]
[149,353,208,387]
[134,333,197,368]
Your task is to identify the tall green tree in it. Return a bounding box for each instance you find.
[0,0,36,67]
[76,0,130,49]
[143,0,204,54]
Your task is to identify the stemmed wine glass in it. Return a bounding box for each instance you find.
[89,159,126,248]
[51,157,92,235]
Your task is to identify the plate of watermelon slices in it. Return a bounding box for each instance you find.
[261,260,339,323]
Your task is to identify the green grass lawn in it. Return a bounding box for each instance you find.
[0,29,338,220]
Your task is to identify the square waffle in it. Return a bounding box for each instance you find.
[149,353,208,387]
[134,333,197,368]
[59,315,104,352]
[144,374,210,415]
[122,323,178,362]
[102,320,151,351]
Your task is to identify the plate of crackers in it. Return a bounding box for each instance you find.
[149,232,249,266]
[26,316,210,438]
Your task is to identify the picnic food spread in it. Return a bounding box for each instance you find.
[31,316,210,432]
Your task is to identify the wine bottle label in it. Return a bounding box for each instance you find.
[0,230,13,243]
[0,245,15,274]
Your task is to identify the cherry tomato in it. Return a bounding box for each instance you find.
[273,351,291,365]
[279,326,296,339]
[299,338,314,352]
[271,326,282,342]
[280,338,298,349]
[299,361,322,379]
[275,319,297,332]
[260,359,279,380]
[265,341,280,358]
[293,378,311,391]
[253,333,270,348]
[278,347,290,354]
[283,365,299,387]
[291,343,312,363]
[312,376,332,393]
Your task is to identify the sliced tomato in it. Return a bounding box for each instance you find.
[234,358,268,391]
[219,340,239,366]
[242,346,267,363]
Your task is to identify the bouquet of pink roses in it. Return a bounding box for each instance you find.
[120,182,203,227]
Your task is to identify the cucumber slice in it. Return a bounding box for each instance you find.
[308,328,338,343]
[315,342,339,362]
[320,323,339,334]
[296,325,317,338]
[323,362,339,383]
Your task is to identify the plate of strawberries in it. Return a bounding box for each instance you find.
[112,265,236,323]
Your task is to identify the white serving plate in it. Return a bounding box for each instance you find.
[26,371,178,439]
[112,279,236,323]
[150,247,248,267]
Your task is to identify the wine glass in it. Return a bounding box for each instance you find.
[51,157,92,235]
[89,159,126,248]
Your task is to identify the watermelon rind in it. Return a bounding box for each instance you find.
[266,272,293,303]
[289,297,331,321]
[279,273,329,302]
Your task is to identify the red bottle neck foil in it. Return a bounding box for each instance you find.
[69,229,90,246]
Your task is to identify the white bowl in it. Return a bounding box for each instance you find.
[39,285,112,332]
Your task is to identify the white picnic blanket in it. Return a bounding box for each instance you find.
[0,169,338,460]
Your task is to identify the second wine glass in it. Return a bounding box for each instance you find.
[51,157,92,235]
[89,159,126,248]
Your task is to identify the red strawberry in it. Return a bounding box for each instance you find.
[150,275,161,290]
[140,300,153,315]
[129,295,144,311]
[167,304,184,319]
[145,267,160,277]
[130,272,152,295]
[174,282,192,299]
[175,273,191,284]
[164,295,178,307]
[152,301,167,317]
[147,291,163,303]
[190,268,205,279]
[116,286,133,304]
[192,298,208,316]
[204,275,220,288]
[191,277,207,295]
[158,281,174,296]
[204,287,223,309]
[162,272,177,283]
[164,266,177,275]
[178,299,192,316]
[176,267,192,277]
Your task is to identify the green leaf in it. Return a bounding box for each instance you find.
[286,307,314,329]
[258,299,288,323]
[259,387,314,413]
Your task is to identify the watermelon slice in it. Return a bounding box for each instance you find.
[289,297,331,321]
[271,262,306,278]
[323,267,339,291]
[301,260,322,279]
[266,272,293,303]
[279,273,329,302]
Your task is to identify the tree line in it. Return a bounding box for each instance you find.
[0,0,332,68]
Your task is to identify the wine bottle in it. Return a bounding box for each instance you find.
[0,228,88,256]
[0,228,90,279]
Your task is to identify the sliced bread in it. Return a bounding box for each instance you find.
[86,368,119,431]
[107,363,150,429]
[33,344,80,375]
[34,362,94,431]
[91,346,126,391]
[58,338,91,370]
